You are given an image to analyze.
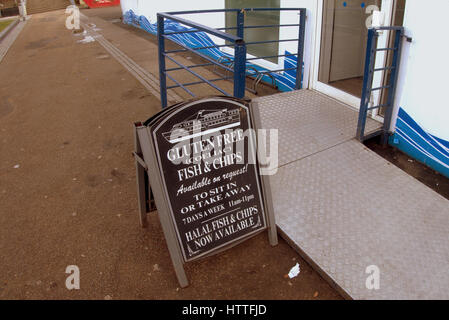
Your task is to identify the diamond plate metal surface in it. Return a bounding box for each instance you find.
[270,140,449,299]
[256,90,449,299]
[253,90,382,167]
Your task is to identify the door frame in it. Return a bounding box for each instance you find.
[310,0,395,122]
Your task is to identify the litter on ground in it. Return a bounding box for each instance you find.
[288,263,301,279]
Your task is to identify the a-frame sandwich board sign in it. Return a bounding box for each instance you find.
[134,100,186,227]
[133,97,277,287]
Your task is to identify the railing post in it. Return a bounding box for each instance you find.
[381,29,404,146]
[356,28,377,141]
[236,9,245,39]
[157,14,168,108]
[295,9,306,90]
[233,40,247,99]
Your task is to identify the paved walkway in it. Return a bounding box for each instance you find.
[254,90,449,300]
[0,19,26,63]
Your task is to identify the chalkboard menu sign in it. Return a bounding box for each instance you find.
[133,97,276,287]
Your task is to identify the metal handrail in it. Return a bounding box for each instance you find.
[163,23,301,35]
[157,12,243,43]
[166,8,305,15]
[157,8,306,108]
[356,26,405,144]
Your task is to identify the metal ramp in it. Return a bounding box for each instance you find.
[253,89,449,300]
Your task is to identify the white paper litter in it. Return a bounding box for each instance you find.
[288,263,301,279]
[78,36,95,44]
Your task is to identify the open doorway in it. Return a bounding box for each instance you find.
[316,0,406,103]
[318,0,382,98]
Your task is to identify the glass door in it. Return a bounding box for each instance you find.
[312,0,394,110]
[225,0,281,64]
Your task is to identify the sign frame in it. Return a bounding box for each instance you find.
[133,97,278,287]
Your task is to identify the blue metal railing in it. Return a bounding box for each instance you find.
[356,26,405,144]
[157,8,306,108]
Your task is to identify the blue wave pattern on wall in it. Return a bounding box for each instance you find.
[390,108,449,178]
[123,10,302,92]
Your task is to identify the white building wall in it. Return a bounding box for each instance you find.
[393,0,449,141]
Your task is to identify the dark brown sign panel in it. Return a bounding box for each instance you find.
[151,98,266,261]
